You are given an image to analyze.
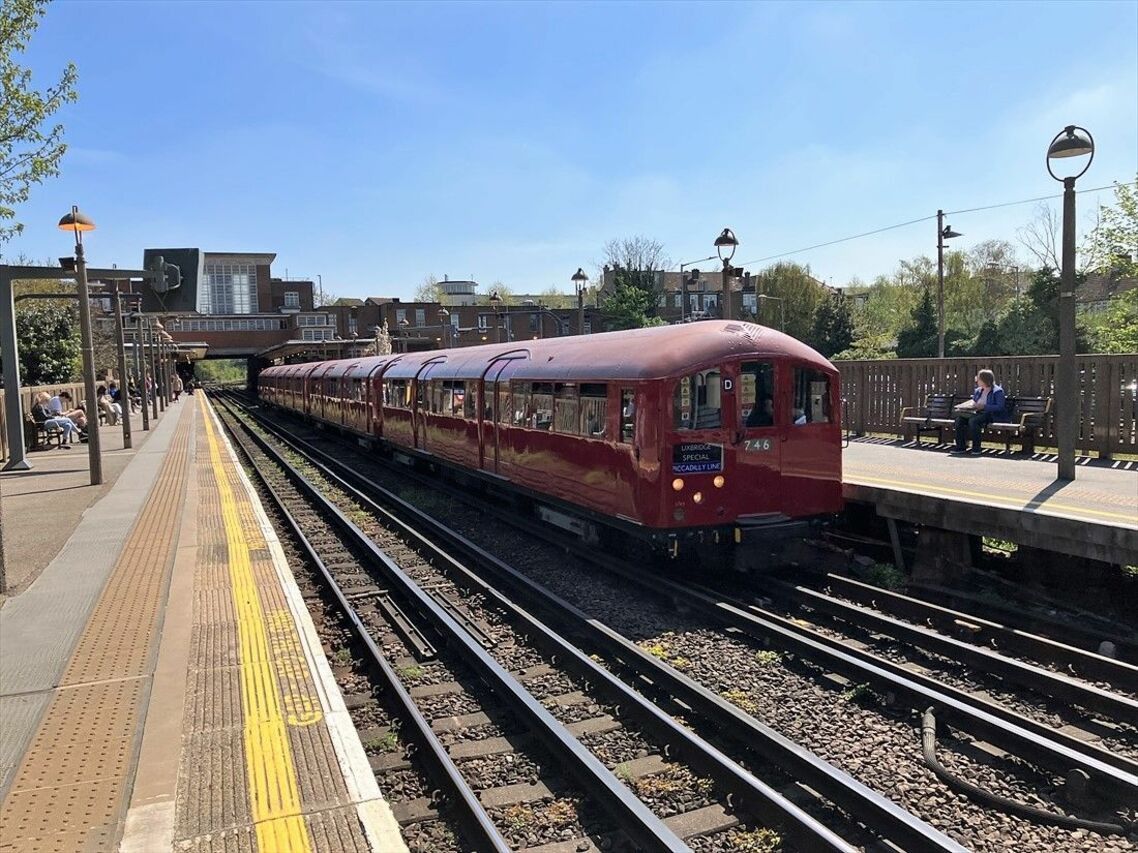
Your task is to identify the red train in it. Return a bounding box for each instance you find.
[258,321,843,563]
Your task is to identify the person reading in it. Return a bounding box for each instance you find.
[951,369,1005,455]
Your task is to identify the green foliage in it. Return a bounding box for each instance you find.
[807,293,854,358]
[1082,289,1138,354]
[15,297,79,384]
[194,358,246,383]
[600,266,658,330]
[1083,178,1138,280]
[1,0,79,246]
[866,563,906,590]
[747,262,828,341]
[895,289,938,357]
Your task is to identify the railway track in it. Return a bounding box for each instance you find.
[219,390,1138,851]
[212,396,874,852]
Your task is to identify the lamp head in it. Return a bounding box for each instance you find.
[438,307,450,319]
[571,267,588,289]
[1046,125,1094,182]
[714,228,738,262]
[488,290,501,306]
[942,225,962,240]
[58,206,95,234]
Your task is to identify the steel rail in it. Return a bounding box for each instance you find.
[767,579,1138,723]
[213,397,692,853]
[814,573,1138,693]
[226,393,963,853]
[212,401,511,853]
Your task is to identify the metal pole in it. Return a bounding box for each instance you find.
[721,260,731,322]
[136,316,150,431]
[74,238,103,485]
[577,286,584,335]
[936,209,946,359]
[113,289,132,448]
[0,268,31,471]
[680,263,687,322]
[1057,176,1078,481]
[148,320,159,422]
[156,336,166,412]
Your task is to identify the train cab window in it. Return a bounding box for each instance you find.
[740,362,775,428]
[450,381,465,417]
[673,369,721,431]
[792,367,831,425]
[619,388,635,443]
[580,384,608,438]
[553,384,578,433]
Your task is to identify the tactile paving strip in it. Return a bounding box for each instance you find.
[0,408,193,853]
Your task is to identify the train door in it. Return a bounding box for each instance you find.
[412,360,441,452]
[779,363,841,514]
[479,358,518,473]
[733,360,782,514]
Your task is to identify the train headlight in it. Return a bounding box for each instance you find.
[692,491,703,504]
[713,475,725,488]
[672,478,685,492]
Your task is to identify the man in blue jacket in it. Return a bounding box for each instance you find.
[952,369,1006,455]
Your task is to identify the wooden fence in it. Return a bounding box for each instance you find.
[0,382,88,463]
[838,354,1138,458]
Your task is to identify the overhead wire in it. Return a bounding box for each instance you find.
[732,180,1135,269]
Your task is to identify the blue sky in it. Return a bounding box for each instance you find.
[8,0,1138,300]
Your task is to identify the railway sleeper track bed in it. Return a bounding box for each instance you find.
[213,398,856,852]
[218,391,1138,852]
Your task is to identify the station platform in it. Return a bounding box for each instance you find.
[0,396,403,853]
[843,438,1138,565]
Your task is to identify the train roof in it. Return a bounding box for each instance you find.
[260,321,834,383]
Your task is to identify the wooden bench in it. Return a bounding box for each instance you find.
[985,396,1052,454]
[899,394,957,444]
[24,413,64,451]
[900,394,1053,453]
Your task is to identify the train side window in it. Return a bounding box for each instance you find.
[464,382,478,419]
[580,383,608,438]
[673,369,721,430]
[531,383,554,430]
[620,388,635,443]
[553,383,578,433]
[415,378,426,410]
[792,367,831,425]
[449,381,465,416]
[512,382,531,426]
[496,384,511,423]
[740,362,775,428]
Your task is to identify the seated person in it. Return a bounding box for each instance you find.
[793,407,807,426]
[52,390,88,431]
[952,369,1006,455]
[31,391,76,446]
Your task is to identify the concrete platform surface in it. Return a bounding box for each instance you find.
[0,396,403,853]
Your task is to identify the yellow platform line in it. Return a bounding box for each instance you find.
[201,399,313,853]
[847,472,1138,525]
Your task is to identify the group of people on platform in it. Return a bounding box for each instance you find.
[29,371,195,449]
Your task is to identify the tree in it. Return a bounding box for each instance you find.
[1081,289,1138,354]
[1082,178,1138,279]
[538,286,576,309]
[747,262,828,341]
[602,236,668,275]
[895,288,967,357]
[600,266,663,331]
[414,275,444,303]
[477,281,513,305]
[1018,203,1061,271]
[1,0,78,246]
[807,293,854,358]
[16,299,79,384]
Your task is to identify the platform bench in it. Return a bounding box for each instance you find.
[24,413,64,451]
[984,396,1052,454]
[899,394,957,444]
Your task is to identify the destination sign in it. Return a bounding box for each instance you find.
[672,442,724,474]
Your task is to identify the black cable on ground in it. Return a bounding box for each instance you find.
[920,708,1130,837]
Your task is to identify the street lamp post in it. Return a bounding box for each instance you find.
[147,319,159,421]
[1047,124,1095,481]
[58,206,102,486]
[438,306,451,348]
[571,268,588,335]
[489,291,502,343]
[756,294,785,331]
[132,314,151,431]
[714,229,739,321]
[936,210,962,358]
[679,255,717,322]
